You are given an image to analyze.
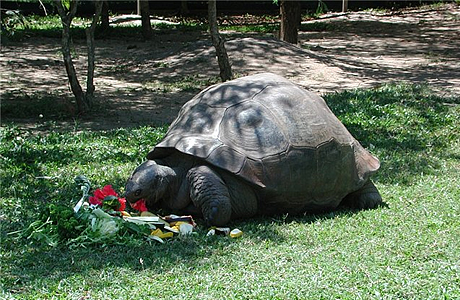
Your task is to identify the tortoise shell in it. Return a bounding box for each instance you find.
[148,73,379,208]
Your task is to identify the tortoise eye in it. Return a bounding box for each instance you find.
[135,189,142,197]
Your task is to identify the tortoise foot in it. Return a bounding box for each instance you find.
[341,180,382,209]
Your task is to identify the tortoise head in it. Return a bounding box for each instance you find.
[125,160,173,207]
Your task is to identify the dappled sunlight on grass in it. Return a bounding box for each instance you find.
[1,83,459,299]
[325,83,460,185]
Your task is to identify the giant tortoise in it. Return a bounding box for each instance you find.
[125,73,382,225]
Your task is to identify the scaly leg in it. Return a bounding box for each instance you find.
[187,165,232,226]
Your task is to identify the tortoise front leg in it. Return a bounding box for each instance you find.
[187,165,232,226]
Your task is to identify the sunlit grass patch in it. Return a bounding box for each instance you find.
[324,83,460,185]
[1,83,459,299]
[142,75,220,93]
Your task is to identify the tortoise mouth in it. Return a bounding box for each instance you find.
[125,194,143,204]
[130,197,164,212]
[129,198,147,211]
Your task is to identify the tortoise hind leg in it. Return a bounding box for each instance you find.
[341,180,382,209]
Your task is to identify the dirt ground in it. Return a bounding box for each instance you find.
[1,4,459,131]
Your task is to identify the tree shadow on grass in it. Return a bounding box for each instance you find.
[2,204,373,295]
[324,84,460,185]
[4,8,459,132]
[1,91,76,120]
[4,83,458,294]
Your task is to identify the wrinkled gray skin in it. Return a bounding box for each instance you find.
[125,154,259,226]
[125,73,382,226]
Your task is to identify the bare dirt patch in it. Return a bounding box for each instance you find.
[1,4,459,131]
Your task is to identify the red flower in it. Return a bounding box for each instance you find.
[89,185,126,211]
[117,197,126,211]
[89,194,103,206]
[89,185,117,204]
[131,199,148,212]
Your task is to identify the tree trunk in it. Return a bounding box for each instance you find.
[85,1,103,108]
[180,1,189,16]
[280,0,301,44]
[55,0,103,114]
[208,0,232,82]
[342,0,348,12]
[140,0,152,40]
[55,0,88,113]
[100,1,110,32]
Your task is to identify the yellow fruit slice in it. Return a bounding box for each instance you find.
[230,228,243,238]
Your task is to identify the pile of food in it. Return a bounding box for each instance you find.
[14,175,242,248]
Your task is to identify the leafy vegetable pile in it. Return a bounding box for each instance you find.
[12,176,196,248]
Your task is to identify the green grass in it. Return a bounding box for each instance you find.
[1,91,75,120]
[1,14,87,41]
[221,23,279,33]
[1,13,328,42]
[326,84,460,185]
[1,84,460,299]
[142,75,220,93]
[299,22,337,32]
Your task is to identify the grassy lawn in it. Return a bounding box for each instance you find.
[1,84,459,299]
[1,14,278,42]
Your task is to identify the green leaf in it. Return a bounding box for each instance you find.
[61,0,71,10]
[123,221,151,236]
[102,195,121,211]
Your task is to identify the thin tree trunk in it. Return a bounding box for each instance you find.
[180,1,189,16]
[280,0,301,44]
[140,0,152,40]
[55,0,103,114]
[101,1,110,32]
[208,0,232,82]
[85,1,103,108]
[55,0,87,113]
[342,0,348,12]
